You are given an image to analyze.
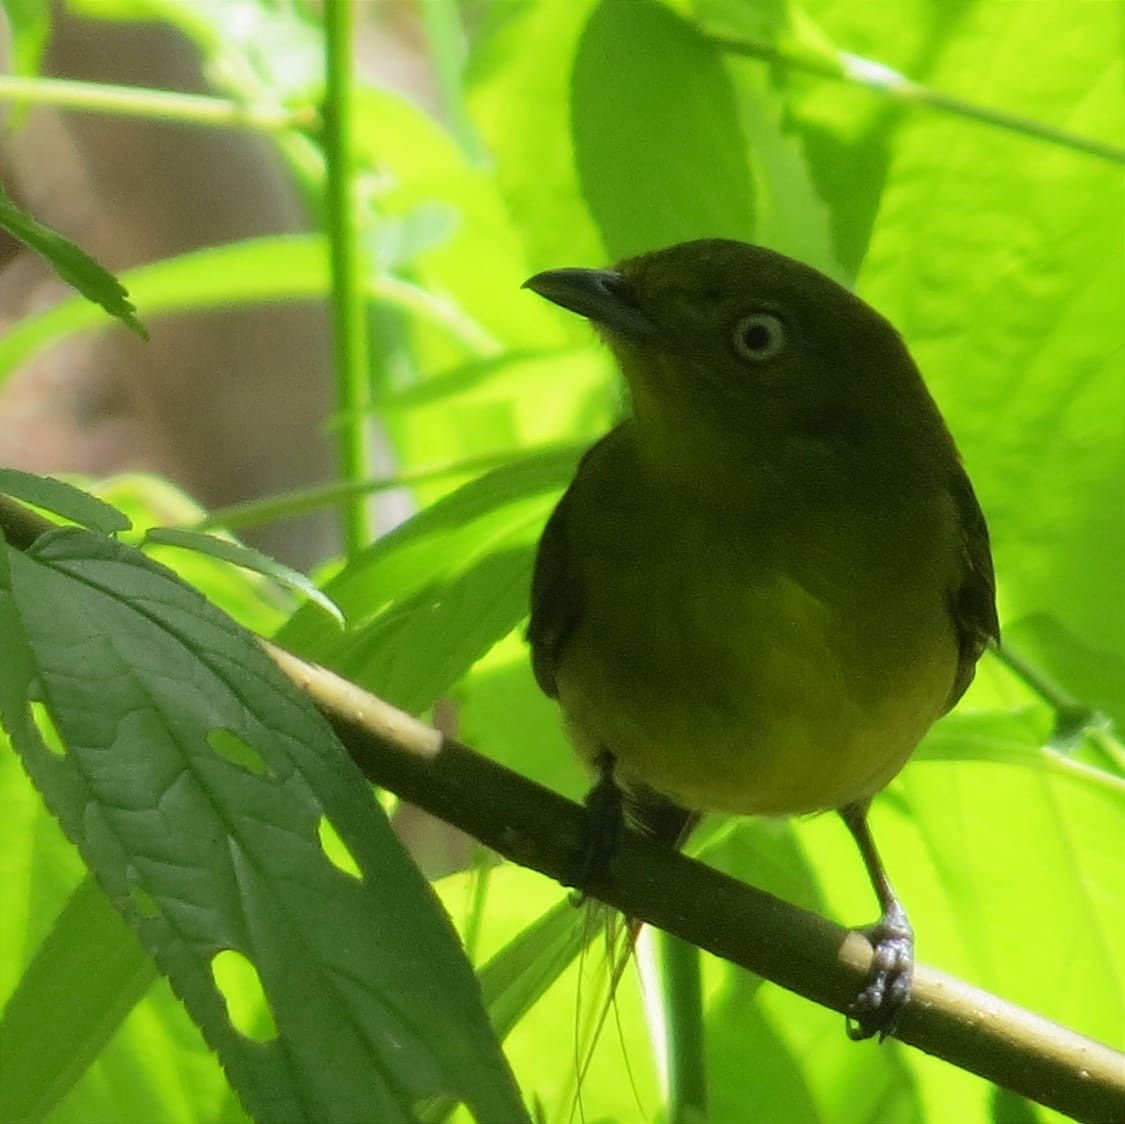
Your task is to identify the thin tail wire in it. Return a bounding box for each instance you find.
[568,902,649,1123]
[568,785,701,1122]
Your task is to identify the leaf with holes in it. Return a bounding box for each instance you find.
[0,527,527,1124]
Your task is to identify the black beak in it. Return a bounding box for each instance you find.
[522,267,655,340]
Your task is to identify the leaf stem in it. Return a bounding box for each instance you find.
[708,34,1125,165]
[322,0,374,556]
[991,642,1105,747]
[658,932,707,1124]
[195,447,552,533]
[0,74,315,132]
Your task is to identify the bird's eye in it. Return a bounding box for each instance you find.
[732,312,786,362]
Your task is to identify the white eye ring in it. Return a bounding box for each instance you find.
[732,312,786,362]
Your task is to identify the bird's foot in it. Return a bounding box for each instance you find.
[569,752,624,903]
[846,900,914,1041]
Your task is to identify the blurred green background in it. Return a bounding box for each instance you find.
[0,1,1122,1122]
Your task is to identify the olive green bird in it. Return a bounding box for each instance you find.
[524,239,998,1038]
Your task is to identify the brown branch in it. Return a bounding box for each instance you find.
[3,495,1123,1123]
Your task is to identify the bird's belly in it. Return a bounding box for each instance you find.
[554,561,958,816]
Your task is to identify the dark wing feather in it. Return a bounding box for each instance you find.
[531,438,603,693]
[945,464,1000,711]
[528,476,585,700]
[528,430,625,697]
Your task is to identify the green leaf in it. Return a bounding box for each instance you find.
[0,529,527,1124]
[455,630,588,803]
[277,446,583,714]
[0,469,132,535]
[419,892,595,1123]
[467,0,607,272]
[0,234,493,393]
[570,0,756,259]
[758,0,957,277]
[0,186,148,340]
[0,235,328,383]
[723,51,844,280]
[476,897,593,1044]
[353,85,557,359]
[2,0,52,77]
[857,0,1125,727]
[0,876,158,1123]
[143,528,344,627]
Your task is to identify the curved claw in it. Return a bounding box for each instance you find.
[846,901,914,1041]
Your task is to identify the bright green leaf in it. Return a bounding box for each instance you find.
[143,528,344,627]
[0,469,132,535]
[571,0,756,259]
[0,186,147,339]
[0,875,157,1123]
[277,447,583,714]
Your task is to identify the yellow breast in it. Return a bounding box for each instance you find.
[553,465,961,816]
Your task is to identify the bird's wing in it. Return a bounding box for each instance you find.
[527,492,579,698]
[946,464,1001,710]
[528,429,634,697]
[527,450,595,699]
